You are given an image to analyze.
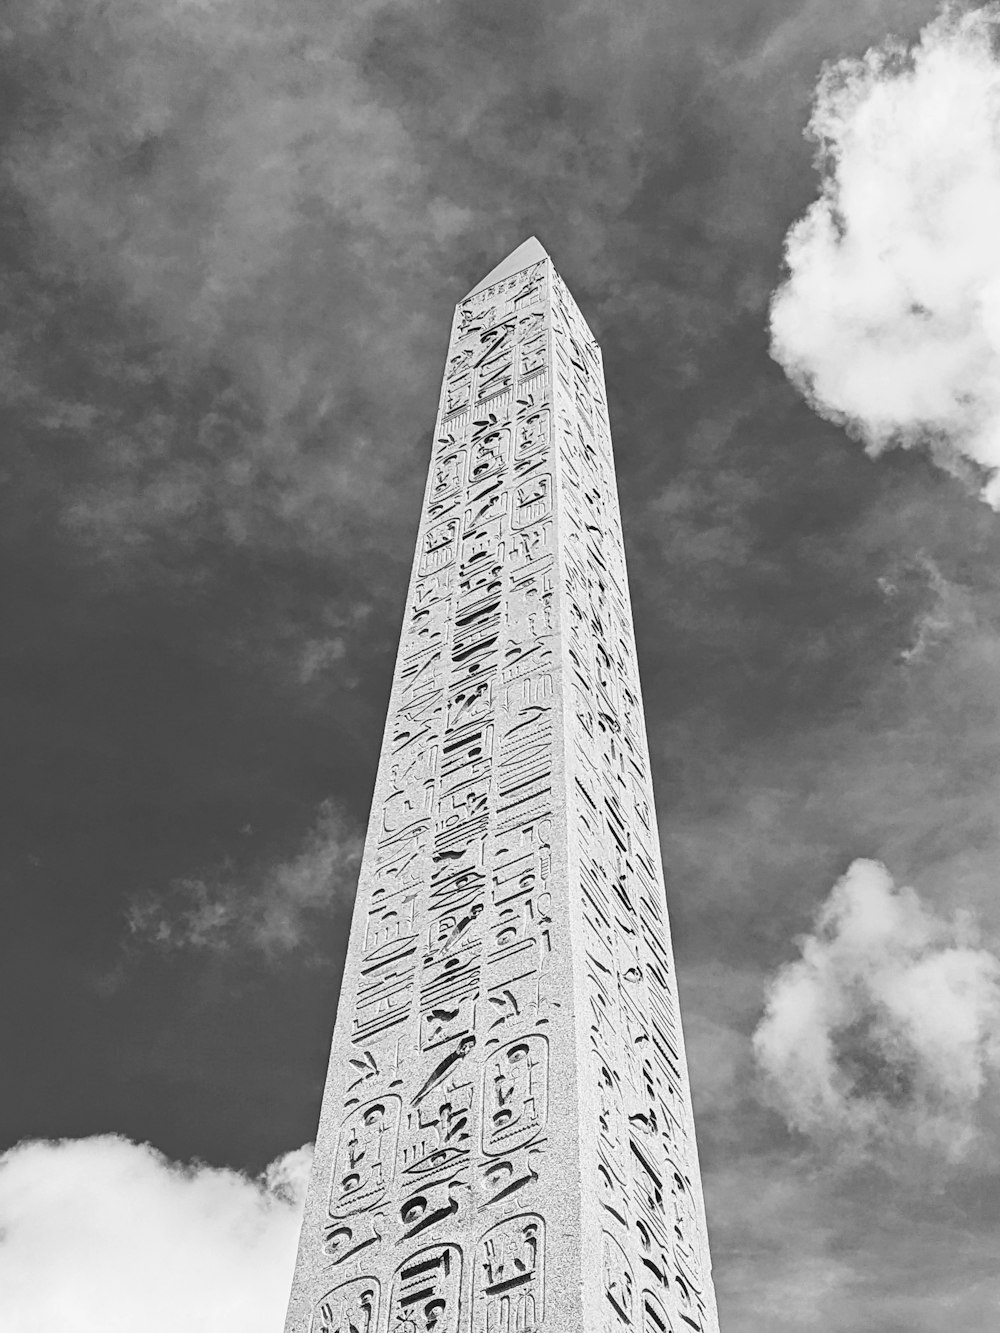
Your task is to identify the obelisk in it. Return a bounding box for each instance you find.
[283,240,720,1333]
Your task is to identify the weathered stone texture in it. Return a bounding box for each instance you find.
[283,239,720,1333]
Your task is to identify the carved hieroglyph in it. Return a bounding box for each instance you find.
[284,237,720,1333]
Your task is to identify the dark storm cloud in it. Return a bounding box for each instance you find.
[3,1,999,1330]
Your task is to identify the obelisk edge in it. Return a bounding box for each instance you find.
[464,236,550,297]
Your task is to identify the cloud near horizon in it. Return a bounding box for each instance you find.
[770,6,1000,506]
[753,858,1000,1164]
[0,1136,309,1333]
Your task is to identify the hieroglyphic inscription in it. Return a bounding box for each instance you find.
[389,1245,463,1333]
[474,1215,544,1333]
[291,252,559,1327]
[285,242,717,1333]
[603,1232,636,1333]
[481,1036,548,1155]
[312,1278,380,1333]
[552,270,717,1331]
[331,1098,401,1215]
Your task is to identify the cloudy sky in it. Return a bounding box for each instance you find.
[4,2,1000,1329]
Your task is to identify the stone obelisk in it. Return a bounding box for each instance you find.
[284,239,719,1333]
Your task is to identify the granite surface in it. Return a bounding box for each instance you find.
[283,241,720,1333]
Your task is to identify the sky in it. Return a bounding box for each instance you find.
[3,1,1000,1329]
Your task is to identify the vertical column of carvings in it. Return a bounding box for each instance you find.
[551,271,719,1333]
[286,255,583,1333]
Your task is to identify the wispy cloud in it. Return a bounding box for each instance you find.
[753,857,1000,1164]
[770,6,1000,505]
[0,1135,309,1333]
[1,0,463,575]
[126,800,361,957]
[875,551,978,664]
[707,1146,1000,1332]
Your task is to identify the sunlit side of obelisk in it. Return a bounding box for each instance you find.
[283,239,720,1333]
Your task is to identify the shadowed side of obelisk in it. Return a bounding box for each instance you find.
[547,269,720,1333]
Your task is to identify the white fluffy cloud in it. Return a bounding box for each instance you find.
[770,6,1000,505]
[0,1136,310,1333]
[753,859,1000,1161]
